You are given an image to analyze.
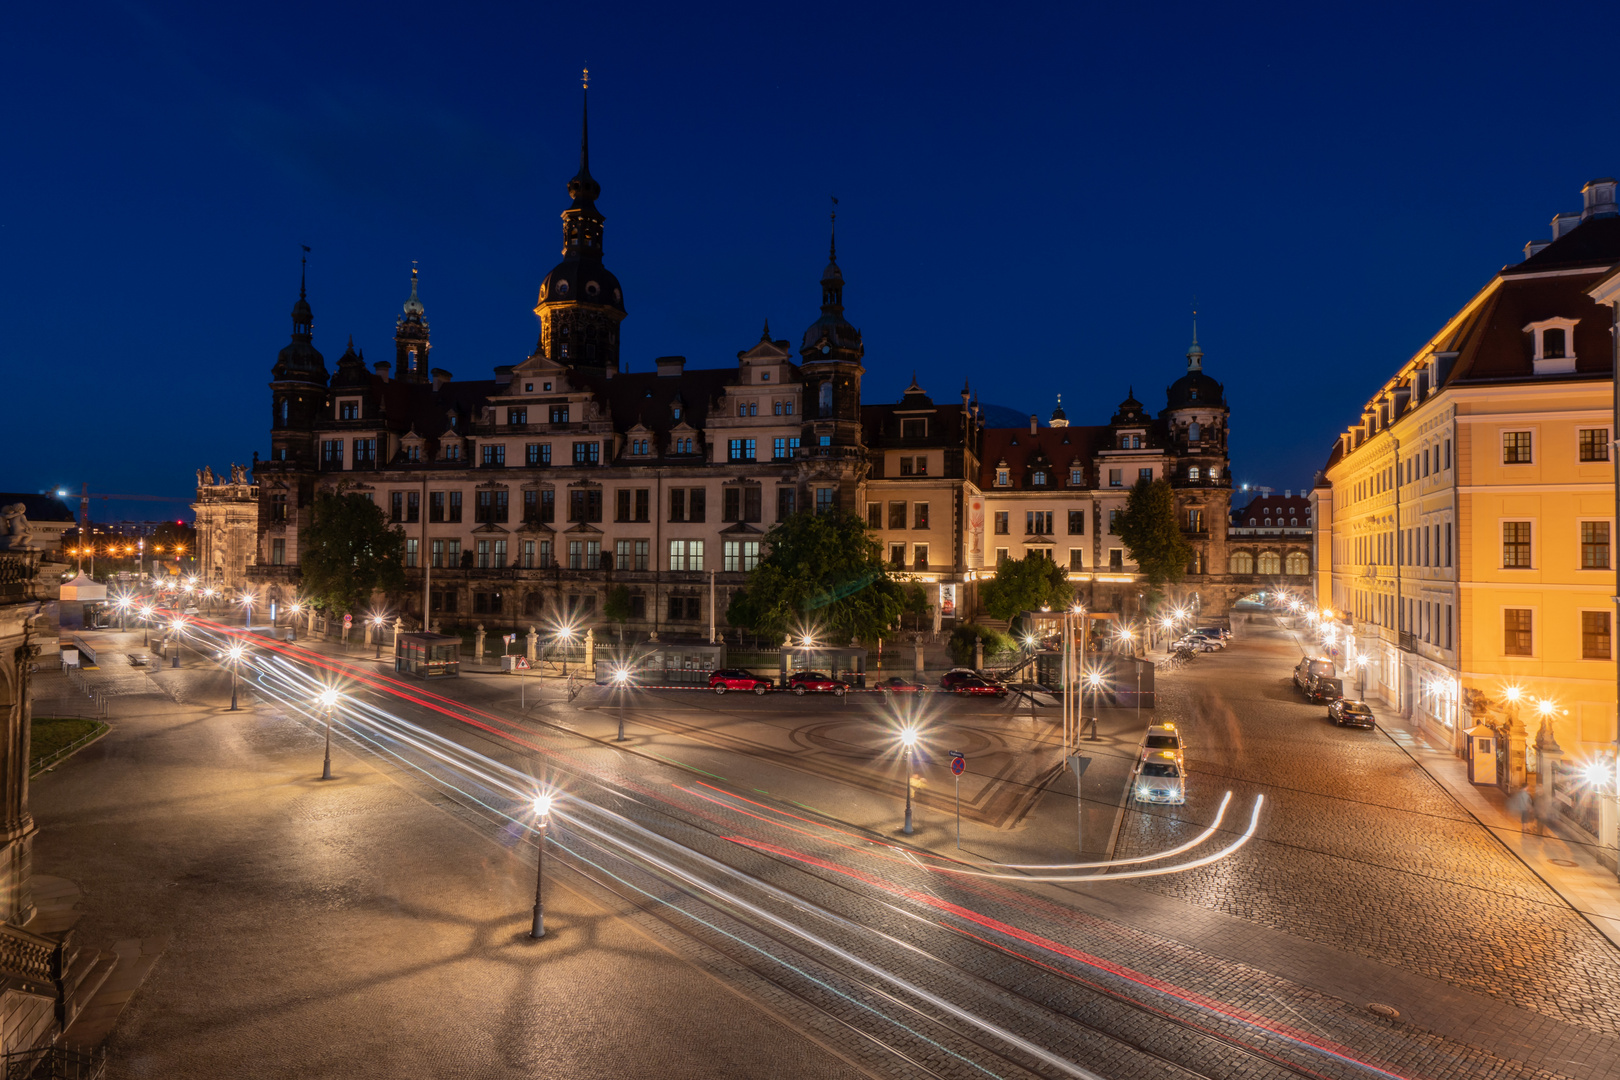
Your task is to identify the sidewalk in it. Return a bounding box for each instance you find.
[1381,718,1620,949]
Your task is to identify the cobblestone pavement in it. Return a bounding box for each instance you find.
[1114,614,1620,1036]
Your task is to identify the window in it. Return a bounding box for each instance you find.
[523,489,554,523]
[1502,521,1532,568]
[271,538,285,565]
[672,436,695,454]
[1583,611,1612,659]
[406,491,419,522]
[429,492,445,522]
[899,456,913,476]
[867,504,882,528]
[1580,428,1610,462]
[669,488,705,522]
[994,511,1008,535]
[1285,551,1309,576]
[1503,431,1533,464]
[615,539,633,570]
[573,441,600,465]
[448,491,462,523]
[1031,470,1047,486]
[522,540,535,568]
[429,589,457,613]
[901,418,927,438]
[888,501,907,530]
[889,543,906,569]
[508,407,527,425]
[1542,327,1566,359]
[568,489,603,523]
[1109,469,1123,487]
[722,540,762,572]
[339,400,359,421]
[1068,548,1084,570]
[1108,510,1121,534]
[1257,551,1281,575]
[914,503,930,529]
[778,488,797,518]
[270,493,288,523]
[1504,609,1533,656]
[1188,466,1200,482]
[322,439,344,466]
[549,405,570,424]
[1582,521,1610,569]
[996,469,1010,487]
[816,488,835,514]
[1070,468,1084,486]
[444,443,461,462]
[353,438,376,466]
[727,438,756,462]
[1138,468,1153,483]
[473,591,503,615]
[1067,510,1085,535]
[668,539,705,571]
[477,539,492,568]
[1109,548,1123,570]
[1229,552,1254,573]
[391,492,405,522]
[995,547,1009,566]
[1185,509,1204,532]
[775,437,789,460]
[482,444,505,466]
[1027,510,1052,534]
[526,443,543,466]
[913,544,928,570]
[667,596,701,621]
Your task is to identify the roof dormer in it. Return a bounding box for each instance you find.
[1524,316,1580,375]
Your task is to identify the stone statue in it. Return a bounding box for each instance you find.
[231,463,245,484]
[0,504,37,550]
[202,465,215,485]
[196,469,204,489]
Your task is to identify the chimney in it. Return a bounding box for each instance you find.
[373,361,391,381]
[1582,178,1618,220]
[656,356,686,377]
[431,368,452,391]
[1553,211,1582,239]
[1029,414,1038,435]
[1285,489,1293,498]
[1524,239,1552,260]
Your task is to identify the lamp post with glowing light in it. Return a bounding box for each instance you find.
[900,727,920,835]
[168,617,186,668]
[318,688,339,781]
[371,614,386,659]
[1118,626,1140,723]
[530,793,554,939]
[227,644,245,710]
[1084,670,1104,741]
[115,594,131,632]
[613,667,630,741]
[139,604,153,646]
[1355,654,1368,697]
[1503,685,1528,791]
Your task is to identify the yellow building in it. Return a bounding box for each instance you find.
[1318,180,1618,851]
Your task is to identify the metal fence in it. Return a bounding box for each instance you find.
[2,1046,105,1080]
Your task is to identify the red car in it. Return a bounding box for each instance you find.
[787,671,848,696]
[876,676,923,693]
[948,676,1007,698]
[940,669,1000,691]
[708,668,772,695]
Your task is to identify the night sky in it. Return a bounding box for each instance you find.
[9,0,1616,524]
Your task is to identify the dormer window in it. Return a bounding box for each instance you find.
[1032,470,1047,486]
[448,414,457,429]
[901,418,927,438]
[338,400,359,420]
[1069,468,1084,485]
[1525,317,1579,374]
[1189,388,1198,400]
[996,468,1010,487]
[671,406,682,421]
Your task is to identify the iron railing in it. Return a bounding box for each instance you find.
[3,1046,105,1080]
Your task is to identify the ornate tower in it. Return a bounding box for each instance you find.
[1162,320,1231,577]
[394,265,431,383]
[798,216,865,449]
[532,78,626,375]
[268,255,328,464]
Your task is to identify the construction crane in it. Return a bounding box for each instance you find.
[56,483,191,532]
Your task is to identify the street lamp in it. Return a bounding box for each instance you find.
[115,594,131,632]
[240,590,256,629]
[169,617,186,668]
[227,644,245,710]
[556,626,576,677]
[530,793,555,939]
[371,614,386,659]
[1355,654,1369,697]
[613,666,630,741]
[899,727,920,835]
[139,604,153,646]
[318,687,339,781]
[1084,670,1104,740]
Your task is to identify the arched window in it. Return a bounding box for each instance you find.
[1248,517,1256,525]
[1188,422,1201,441]
[1257,551,1282,575]
[1264,518,1271,526]
[1032,470,1047,486]
[819,382,833,415]
[1290,518,1298,526]
[1189,466,1201,481]
[1285,551,1310,576]
[1229,551,1255,574]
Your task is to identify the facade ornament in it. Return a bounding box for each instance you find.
[0,504,37,550]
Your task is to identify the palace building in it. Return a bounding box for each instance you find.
[248,93,1306,635]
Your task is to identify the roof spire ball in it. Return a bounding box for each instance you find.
[1050,393,1068,428]
[1187,305,1203,371]
[568,68,600,207]
[403,261,424,317]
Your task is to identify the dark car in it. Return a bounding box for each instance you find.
[876,676,924,693]
[940,668,1000,690]
[1306,675,1345,703]
[948,676,1007,698]
[1293,656,1336,691]
[708,668,772,695]
[1329,698,1376,728]
[787,671,848,696]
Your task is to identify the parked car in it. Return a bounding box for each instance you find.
[1293,656,1336,691]
[1176,634,1221,653]
[708,668,772,695]
[787,671,848,696]
[1134,752,1186,804]
[1140,723,1184,764]
[1196,626,1230,641]
[948,676,1007,697]
[1188,629,1226,649]
[876,676,924,693]
[1329,698,1376,728]
[940,669,990,690]
[1305,674,1345,703]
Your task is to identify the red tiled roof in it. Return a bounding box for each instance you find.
[976,425,1106,490]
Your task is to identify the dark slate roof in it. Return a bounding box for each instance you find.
[1441,270,1614,384]
[976,425,1105,490]
[572,367,737,437]
[0,493,76,523]
[1502,214,1620,276]
[1165,369,1225,410]
[1233,493,1311,525]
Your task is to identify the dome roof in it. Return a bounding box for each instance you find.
[1166,369,1225,410]
[537,259,625,314]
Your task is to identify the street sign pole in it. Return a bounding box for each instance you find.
[950,752,966,849]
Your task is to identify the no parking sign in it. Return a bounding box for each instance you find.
[949,752,966,776]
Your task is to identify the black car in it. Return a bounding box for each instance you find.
[1329,698,1376,728]
[1305,675,1345,704]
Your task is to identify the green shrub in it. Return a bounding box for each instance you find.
[948,624,1015,667]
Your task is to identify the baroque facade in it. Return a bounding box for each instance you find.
[248,94,1309,634]
[192,464,259,591]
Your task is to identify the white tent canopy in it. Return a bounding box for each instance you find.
[58,574,107,602]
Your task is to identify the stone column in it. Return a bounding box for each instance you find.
[913,636,925,681]
[392,617,403,652]
[526,626,539,664]
[974,634,984,671]
[307,607,316,636]
[584,628,595,672]
[1506,700,1527,792]
[363,621,374,647]
[474,624,486,660]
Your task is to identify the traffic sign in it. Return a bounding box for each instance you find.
[342,614,352,627]
[949,752,966,776]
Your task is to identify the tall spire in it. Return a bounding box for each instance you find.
[1187,303,1204,371]
[761,317,772,342]
[829,195,838,262]
[567,68,600,208]
[403,261,424,317]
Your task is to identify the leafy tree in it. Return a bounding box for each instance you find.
[1116,477,1195,587]
[948,623,1014,667]
[603,584,633,641]
[299,489,407,615]
[726,511,903,645]
[901,582,932,632]
[979,554,1073,622]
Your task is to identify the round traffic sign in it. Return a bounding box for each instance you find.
[950,756,966,776]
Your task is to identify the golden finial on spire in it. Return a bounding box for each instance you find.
[582,67,590,90]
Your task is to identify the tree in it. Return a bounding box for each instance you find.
[901,582,932,632]
[1116,477,1196,587]
[726,511,903,645]
[299,489,407,615]
[603,584,633,641]
[979,554,1073,622]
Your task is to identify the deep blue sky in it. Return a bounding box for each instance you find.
[9,0,1616,523]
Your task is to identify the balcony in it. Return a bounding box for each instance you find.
[1398,631,1416,653]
